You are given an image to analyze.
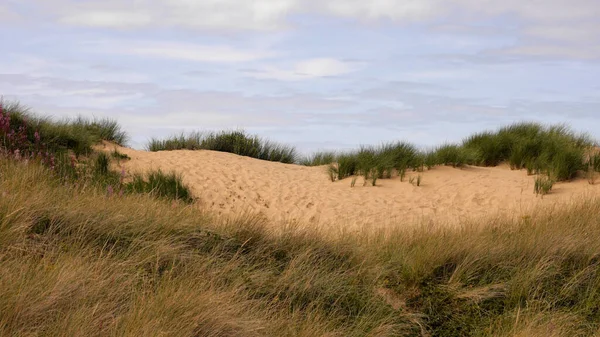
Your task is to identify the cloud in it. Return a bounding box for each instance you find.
[50,0,298,31]
[0,4,20,21]
[60,11,152,28]
[83,40,276,63]
[27,0,598,29]
[246,58,362,81]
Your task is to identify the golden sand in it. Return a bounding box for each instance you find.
[99,142,600,230]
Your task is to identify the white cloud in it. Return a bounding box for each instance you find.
[248,58,362,81]
[29,0,598,30]
[60,11,152,27]
[85,40,276,63]
[18,0,599,60]
[318,0,441,21]
[51,0,298,31]
[498,44,600,60]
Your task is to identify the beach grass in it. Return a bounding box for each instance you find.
[2,158,600,336]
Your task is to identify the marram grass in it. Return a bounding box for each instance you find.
[2,159,600,336]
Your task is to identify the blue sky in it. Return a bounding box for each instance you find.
[1,0,599,153]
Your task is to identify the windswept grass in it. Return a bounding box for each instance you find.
[318,122,595,183]
[148,130,298,164]
[434,144,476,168]
[147,131,204,151]
[1,99,192,204]
[462,122,593,181]
[2,158,600,336]
[1,99,128,156]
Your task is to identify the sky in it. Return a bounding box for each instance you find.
[1,0,599,153]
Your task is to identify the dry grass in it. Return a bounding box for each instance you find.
[2,159,600,336]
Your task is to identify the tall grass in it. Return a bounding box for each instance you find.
[300,151,337,166]
[147,131,204,151]
[1,99,128,156]
[1,99,192,204]
[318,122,595,183]
[125,169,194,203]
[2,158,600,335]
[462,122,593,181]
[148,130,298,164]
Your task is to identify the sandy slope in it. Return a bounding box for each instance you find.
[99,143,600,229]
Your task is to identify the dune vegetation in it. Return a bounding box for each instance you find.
[307,123,598,184]
[147,116,598,185]
[2,100,600,336]
[147,130,298,164]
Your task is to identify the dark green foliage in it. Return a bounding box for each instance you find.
[459,122,592,181]
[125,169,194,203]
[463,131,510,166]
[147,130,298,164]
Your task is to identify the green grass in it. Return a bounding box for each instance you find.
[300,151,337,166]
[2,99,128,156]
[148,130,298,164]
[534,176,554,196]
[125,169,194,203]
[3,158,600,336]
[316,122,594,183]
[462,122,593,181]
[433,144,476,168]
[111,148,130,160]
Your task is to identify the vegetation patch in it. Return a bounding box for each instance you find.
[147,130,298,164]
[125,169,194,203]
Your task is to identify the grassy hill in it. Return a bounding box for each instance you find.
[2,100,600,336]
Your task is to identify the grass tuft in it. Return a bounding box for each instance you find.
[534,175,554,196]
[125,169,194,203]
[148,130,298,164]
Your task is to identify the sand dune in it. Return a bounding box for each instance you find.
[99,143,600,229]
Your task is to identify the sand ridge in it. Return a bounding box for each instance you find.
[100,142,600,229]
